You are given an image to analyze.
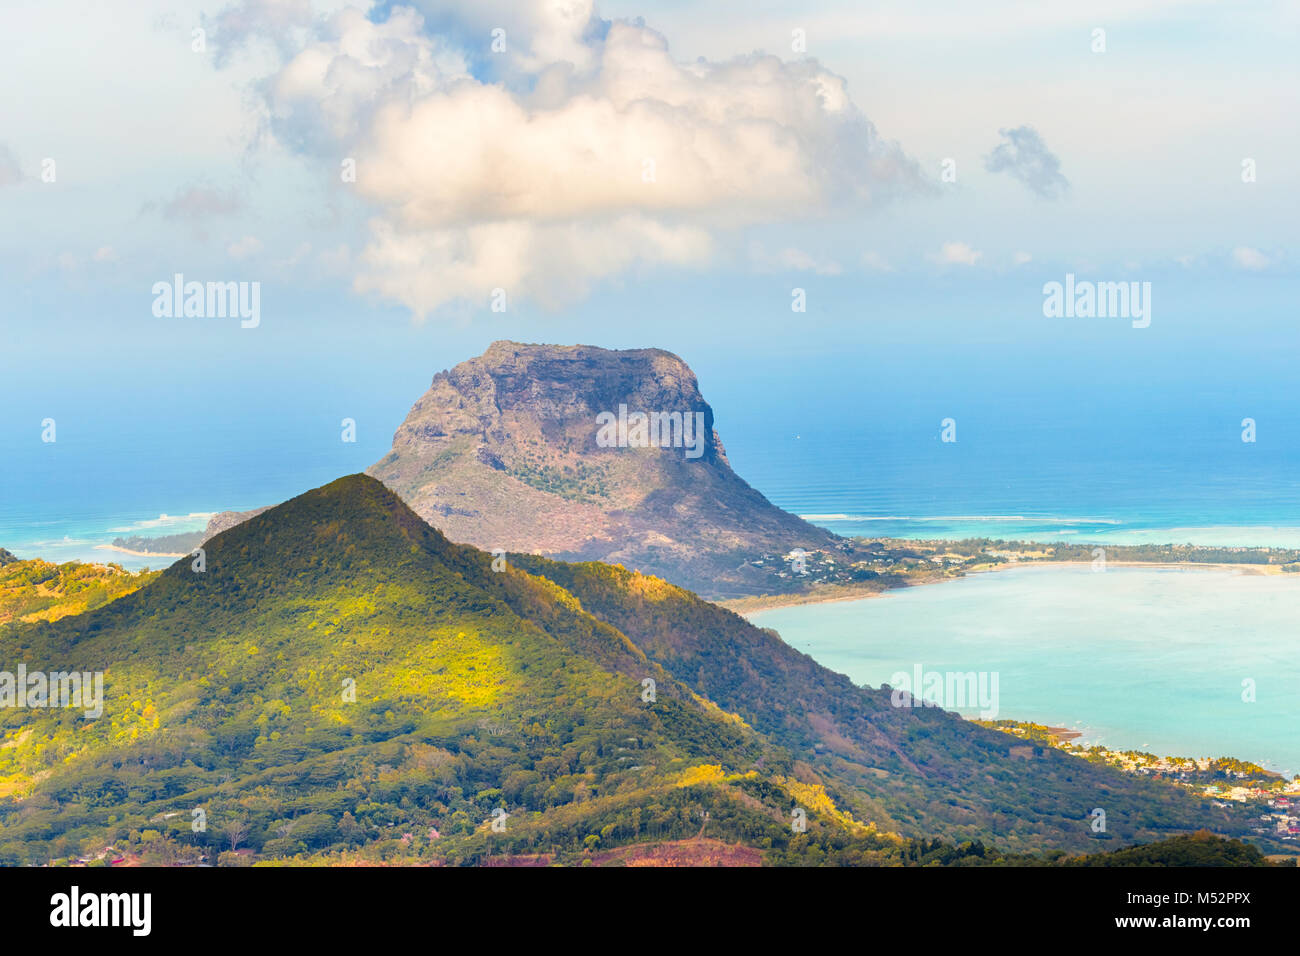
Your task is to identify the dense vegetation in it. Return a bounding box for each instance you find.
[0,558,158,625]
[0,478,1271,866]
[902,537,1300,568]
[0,478,788,864]
[508,553,1267,854]
[508,460,611,502]
[110,532,204,555]
[1067,830,1268,867]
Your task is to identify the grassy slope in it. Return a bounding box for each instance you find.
[0,559,158,626]
[0,477,867,864]
[0,476,1264,866]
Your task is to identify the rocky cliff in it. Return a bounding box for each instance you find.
[368,341,846,597]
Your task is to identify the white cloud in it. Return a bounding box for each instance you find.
[226,0,926,317]
[861,251,894,272]
[1012,250,1032,265]
[1231,246,1272,271]
[92,245,118,262]
[356,214,713,311]
[404,0,603,74]
[984,125,1069,200]
[934,241,982,266]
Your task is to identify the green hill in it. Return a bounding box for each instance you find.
[1068,830,1268,867]
[0,558,157,626]
[0,476,1259,865]
[505,554,1255,852]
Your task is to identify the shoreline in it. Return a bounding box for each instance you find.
[92,544,188,559]
[727,558,1286,617]
[731,563,1300,781]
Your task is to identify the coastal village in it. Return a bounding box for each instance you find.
[726,537,1300,613]
[983,720,1300,846]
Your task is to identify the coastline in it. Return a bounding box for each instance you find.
[92,544,188,559]
[734,561,1300,782]
[726,558,1284,617]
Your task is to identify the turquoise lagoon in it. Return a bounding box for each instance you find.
[750,564,1300,776]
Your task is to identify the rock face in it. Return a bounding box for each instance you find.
[107,508,274,557]
[368,341,842,597]
[202,507,272,541]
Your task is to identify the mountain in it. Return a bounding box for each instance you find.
[368,341,849,598]
[0,474,1257,865]
[0,476,765,864]
[0,548,16,566]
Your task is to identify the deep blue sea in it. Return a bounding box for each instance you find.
[723,407,1300,548]
[4,388,1300,567]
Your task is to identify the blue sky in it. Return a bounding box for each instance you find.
[1,0,1297,536]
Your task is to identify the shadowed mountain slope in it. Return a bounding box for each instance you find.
[506,552,1256,851]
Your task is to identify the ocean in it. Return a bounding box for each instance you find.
[4,388,1300,564]
[722,408,1300,547]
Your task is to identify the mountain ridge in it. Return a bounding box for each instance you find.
[0,474,1261,864]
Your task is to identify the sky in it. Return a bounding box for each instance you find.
[1,0,1297,532]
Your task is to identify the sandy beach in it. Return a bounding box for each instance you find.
[93,544,188,559]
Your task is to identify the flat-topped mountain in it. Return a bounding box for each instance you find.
[368,341,846,597]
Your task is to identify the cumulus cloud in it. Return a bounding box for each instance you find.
[984,125,1069,200]
[404,0,606,75]
[220,0,927,317]
[1231,246,1271,271]
[357,214,712,311]
[206,0,320,66]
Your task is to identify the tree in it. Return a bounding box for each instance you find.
[226,817,250,852]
